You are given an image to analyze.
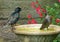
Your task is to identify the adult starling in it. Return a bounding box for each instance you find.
[0,7,22,41]
[7,7,21,26]
[40,12,52,30]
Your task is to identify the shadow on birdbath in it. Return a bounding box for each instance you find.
[13,24,60,42]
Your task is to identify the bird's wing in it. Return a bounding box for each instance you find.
[40,19,49,29]
[7,13,18,24]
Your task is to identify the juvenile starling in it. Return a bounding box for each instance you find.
[40,12,52,30]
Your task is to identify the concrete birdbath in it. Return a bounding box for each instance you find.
[13,24,60,42]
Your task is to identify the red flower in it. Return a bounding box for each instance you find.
[35,6,43,18]
[36,6,41,15]
[56,18,60,23]
[58,0,60,2]
[31,2,36,8]
[42,8,46,13]
[27,20,31,24]
[27,14,32,19]
[36,6,40,12]
[36,11,43,18]
[31,19,37,24]
[39,13,43,18]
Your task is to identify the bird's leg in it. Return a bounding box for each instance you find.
[12,27,16,32]
[11,25,15,32]
[40,28,44,30]
[12,24,17,26]
[47,27,48,30]
[15,23,19,26]
[40,25,43,30]
[13,24,16,26]
[46,27,49,30]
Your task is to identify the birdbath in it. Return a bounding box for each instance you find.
[13,24,60,42]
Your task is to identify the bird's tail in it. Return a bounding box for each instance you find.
[3,22,10,28]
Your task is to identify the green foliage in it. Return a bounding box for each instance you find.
[46,2,60,25]
[45,2,60,42]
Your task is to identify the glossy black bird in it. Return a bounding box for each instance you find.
[0,7,22,40]
[7,7,21,26]
[40,12,52,30]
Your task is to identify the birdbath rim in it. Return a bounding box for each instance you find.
[13,24,60,35]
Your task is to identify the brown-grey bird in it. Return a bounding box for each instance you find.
[40,12,52,30]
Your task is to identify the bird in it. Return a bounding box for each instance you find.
[0,7,22,40]
[6,7,21,26]
[40,12,52,30]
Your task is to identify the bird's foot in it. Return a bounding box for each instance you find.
[15,24,20,26]
[40,28,44,30]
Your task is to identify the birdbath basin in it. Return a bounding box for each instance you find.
[13,24,60,42]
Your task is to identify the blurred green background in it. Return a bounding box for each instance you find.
[0,0,60,42]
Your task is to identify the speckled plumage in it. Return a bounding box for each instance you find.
[7,7,21,25]
[0,7,21,42]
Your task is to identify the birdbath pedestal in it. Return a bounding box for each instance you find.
[13,24,60,42]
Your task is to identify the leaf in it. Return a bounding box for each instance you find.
[53,40,58,42]
[54,3,58,7]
